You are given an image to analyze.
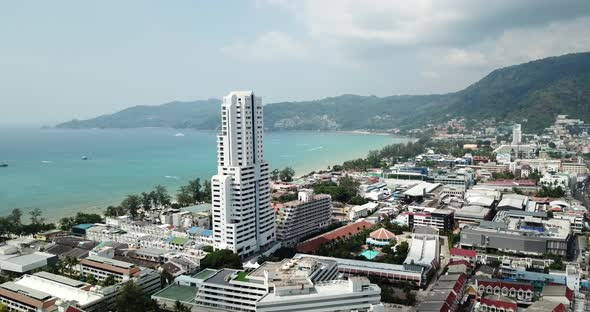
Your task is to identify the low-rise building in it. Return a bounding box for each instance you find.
[402,208,454,232]
[450,248,477,264]
[80,255,140,283]
[417,273,467,312]
[0,252,58,274]
[478,294,517,312]
[460,218,573,257]
[154,257,385,312]
[475,277,534,303]
[297,220,374,253]
[454,205,492,224]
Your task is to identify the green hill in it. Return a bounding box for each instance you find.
[57,52,590,132]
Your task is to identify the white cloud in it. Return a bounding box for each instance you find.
[444,49,486,66]
[221,31,308,62]
[441,17,590,69]
[302,0,465,45]
[421,71,440,79]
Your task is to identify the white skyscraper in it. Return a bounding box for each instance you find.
[211,91,275,257]
[512,124,522,145]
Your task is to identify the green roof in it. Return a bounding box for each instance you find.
[235,271,249,282]
[152,284,197,302]
[193,268,217,280]
[170,237,189,245]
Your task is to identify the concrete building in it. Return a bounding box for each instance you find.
[454,205,492,224]
[80,255,140,283]
[401,208,454,233]
[561,161,588,176]
[0,252,58,274]
[540,173,571,189]
[211,91,276,257]
[0,269,160,312]
[460,218,573,258]
[275,189,332,246]
[432,170,474,191]
[153,257,384,312]
[512,124,522,145]
[348,202,378,221]
[295,254,426,286]
[404,228,440,270]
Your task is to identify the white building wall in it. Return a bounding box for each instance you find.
[211,91,275,257]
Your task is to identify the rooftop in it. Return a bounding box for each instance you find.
[85,255,135,269]
[403,182,442,197]
[14,274,102,306]
[297,220,374,253]
[152,284,198,303]
[193,268,218,280]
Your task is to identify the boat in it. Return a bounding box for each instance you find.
[0,163,7,167]
[174,133,185,137]
[81,156,88,160]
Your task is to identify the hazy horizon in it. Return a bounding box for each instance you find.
[2,0,590,124]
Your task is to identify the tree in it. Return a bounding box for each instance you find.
[176,186,194,207]
[29,208,44,225]
[104,205,126,218]
[64,256,80,278]
[548,142,556,149]
[349,196,369,205]
[174,300,191,312]
[188,178,202,202]
[115,282,162,312]
[59,217,76,231]
[153,185,171,207]
[0,303,8,312]
[141,192,153,211]
[121,195,142,219]
[86,274,98,285]
[102,274,117,287]
[199,249,243,269]
[279,167,295,182]
[270,169,280,181]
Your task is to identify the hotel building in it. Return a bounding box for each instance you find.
[211,91,275,257]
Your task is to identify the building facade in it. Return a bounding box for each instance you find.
[275,190,332,246]
[211,91,276,257]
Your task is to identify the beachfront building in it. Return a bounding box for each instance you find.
[211,91,276,257]
[275,189,332,246]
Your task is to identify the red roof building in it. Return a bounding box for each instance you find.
[450,248,477,258]
[480,295,518,312]
[475,278,534,302]
[450,248,477,264]
[297,220,374,253]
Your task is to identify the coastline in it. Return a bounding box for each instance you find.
[1,128,410,222]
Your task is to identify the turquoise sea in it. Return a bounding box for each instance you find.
[0,127,409,220]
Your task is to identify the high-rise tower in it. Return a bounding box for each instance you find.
[512,124,522,145]
[211,91,275,257]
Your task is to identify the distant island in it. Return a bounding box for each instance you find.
[57,52,590,133]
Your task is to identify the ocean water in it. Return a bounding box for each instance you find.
[0,127,409,220]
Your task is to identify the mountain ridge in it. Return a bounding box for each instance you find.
[57,52,590,132]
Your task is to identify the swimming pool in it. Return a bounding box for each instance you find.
[360,250,379,260]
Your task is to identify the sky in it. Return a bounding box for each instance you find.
[2,0,590,125]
